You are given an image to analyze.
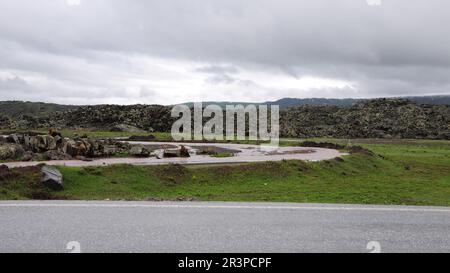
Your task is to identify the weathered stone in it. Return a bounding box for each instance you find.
[21,151,39,161]
[0,144,24,160]
[180,145,190,157]
[41,166,63,190]
[102,145,118,156]
[164,148,181,157]
[153,149,164,159]
[44,150,73,160]
[0,164,11,182]
[130,145,150,157]
[54,135,62,145]
[34,135,56,151]
[7,134,19,144]
[62,139,77,156]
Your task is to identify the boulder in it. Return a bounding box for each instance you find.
[163,148,181,157]
[35,135,56,151]
[153,149,164,159]
[130,145,150,157]
[44,150,73,160]
[0,144,25,160]
[0,164,11,182]
[54,135,62,146]
[179,145,190,157]
[62,139,77,156]
[76,141,87,156]
[21,151,40,161]
[162,147,191,158]
[7,134,19,144]
[41,166,63,190]
[102,145,119,156]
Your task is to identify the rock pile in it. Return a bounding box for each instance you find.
[0,131,195,161]
[281,99,450,139]
[1,131,132,161]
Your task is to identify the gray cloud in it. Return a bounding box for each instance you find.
[0,0,449,104]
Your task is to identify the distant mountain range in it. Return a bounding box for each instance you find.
[182,95,450,109]
[0,101,78,118]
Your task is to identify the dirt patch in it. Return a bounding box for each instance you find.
[128,135,156,141]
[334,157,345,162]
[348,145,375,156]
[191,145,241,156]
[80,166,103,176]
[300,141,346,150]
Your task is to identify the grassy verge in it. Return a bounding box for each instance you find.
[1,139,449,206]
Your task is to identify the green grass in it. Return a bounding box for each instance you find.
[1,138,449,206]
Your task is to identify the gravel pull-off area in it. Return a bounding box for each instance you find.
[2,142,345,168]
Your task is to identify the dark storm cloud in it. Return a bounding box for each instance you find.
[0,0,449,104]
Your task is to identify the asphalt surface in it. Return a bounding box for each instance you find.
[2,142,344,168]
[1,201,449,253]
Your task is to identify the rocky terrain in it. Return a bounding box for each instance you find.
[280,99,450,139]
[0,98,449,139]
[0,131,134,161]
[0,131,238,162]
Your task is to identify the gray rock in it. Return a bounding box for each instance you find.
[130,145,150,157]
[41,166,63,191]
[0,144,25,160]
[7,134,19,144]
[164,148,181,157]
[153,149,164,159]
[102,145,118,156]
[21,151,39,161]
[0,164,11,182]
[44,150,73,160]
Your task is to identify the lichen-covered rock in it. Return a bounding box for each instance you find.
[0,144,24,160]
[44,150,73,160]
[280,99,450,139]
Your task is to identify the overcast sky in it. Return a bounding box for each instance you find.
[0,0,450,105]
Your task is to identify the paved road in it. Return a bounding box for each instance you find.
[1,201,449,253]
[3,142,344,168]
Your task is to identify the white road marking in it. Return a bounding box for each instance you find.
[0,202,449,213]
